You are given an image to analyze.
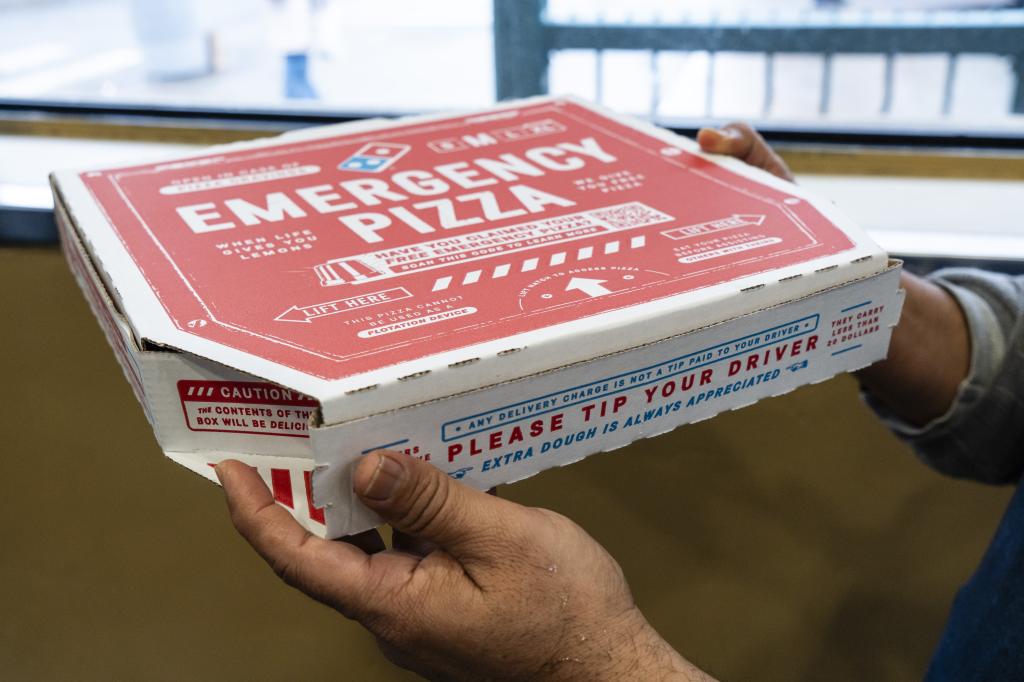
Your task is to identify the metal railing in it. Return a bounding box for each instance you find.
[494,1,1024,118]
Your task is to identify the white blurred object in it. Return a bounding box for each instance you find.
[130,0,212,81]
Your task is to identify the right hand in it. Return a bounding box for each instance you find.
[217,451,712,681]
[699,121,969,427]
[697,123,794,183]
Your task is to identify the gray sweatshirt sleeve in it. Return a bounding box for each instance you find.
[866,268,1024,484]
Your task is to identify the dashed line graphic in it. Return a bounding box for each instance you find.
[431,235,648,292]
[314,201,671,288]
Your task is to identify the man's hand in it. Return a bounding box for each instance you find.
[217,452,711,681]
[697,123,794,182]
[699,122,970,427]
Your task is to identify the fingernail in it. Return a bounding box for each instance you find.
[361,453,404,501]
[213,463,225,483]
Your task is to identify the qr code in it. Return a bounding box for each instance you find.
[590,202,672,230]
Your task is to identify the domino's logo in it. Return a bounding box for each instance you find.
[339,142,410,172]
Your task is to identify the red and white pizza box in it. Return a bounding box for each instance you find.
[52,96,903,538]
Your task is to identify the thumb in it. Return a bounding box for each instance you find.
[354,450,502,556]
[698,123,794,182]
[696,125,742,155]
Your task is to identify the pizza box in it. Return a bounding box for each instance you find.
[51,96,903,538]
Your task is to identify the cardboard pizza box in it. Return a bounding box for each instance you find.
[51,96,903,538]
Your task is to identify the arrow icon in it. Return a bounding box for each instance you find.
[275,288,411,323]
[661,214,765,241]
[565,277,612,298]
[275,304,332,323]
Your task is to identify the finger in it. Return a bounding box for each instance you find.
[354,451,511,560]
[392,530,437,557]
[216,460,382,618]
[343,528,387,554]
[720,122,794,182]
[696,126,737,155]
[391,486,496,554]
[697,123,794,182]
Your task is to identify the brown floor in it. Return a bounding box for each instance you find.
[0,246,1012,681]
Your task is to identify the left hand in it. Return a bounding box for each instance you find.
[216,451,709,681]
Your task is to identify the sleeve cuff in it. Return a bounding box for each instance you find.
[863,275,1007,441]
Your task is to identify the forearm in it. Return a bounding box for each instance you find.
[619,620,717,682]
[540,609,716,682]
[856,271,970,427]
[859,267,1024,483]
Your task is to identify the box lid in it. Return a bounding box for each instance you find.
[51,96,885,425]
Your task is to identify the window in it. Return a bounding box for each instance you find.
[535,0,1024,133]
[0,0,493,113]
[1,0,1022,133]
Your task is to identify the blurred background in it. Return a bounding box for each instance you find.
[3,0,1024,255]
[2,0,1024,123]
[1,1,1023,680]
